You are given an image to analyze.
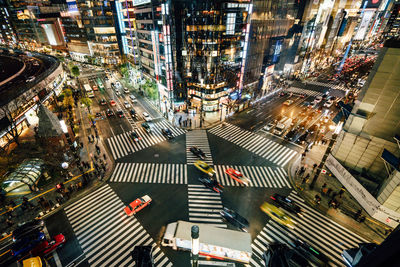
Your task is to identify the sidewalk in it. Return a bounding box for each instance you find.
[288,142,390,244]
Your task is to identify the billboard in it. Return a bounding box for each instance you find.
[354,10,374,40]
[361,0,382,9]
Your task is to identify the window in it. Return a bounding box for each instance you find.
[226,13,236,35]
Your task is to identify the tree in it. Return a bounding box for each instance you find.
[81,97,92,113]
[143,80,158,100]
[63,89,74,110]
[71,66,80,78]
[0,100,24,146]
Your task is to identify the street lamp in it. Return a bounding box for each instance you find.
[191,225,199,267]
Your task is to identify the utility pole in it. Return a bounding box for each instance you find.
[191,225,199,267]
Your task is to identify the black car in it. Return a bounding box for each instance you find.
[130,108,136,117]
[162,128,174,139]
[106,109,114,117]
[198,177,223,193]
[99,99,107,105]
[293,239,329,266]
[12,219,44,242]
[285,130,297,141]
[270,193,302,215]
[116,110,125,118]
[297,132,309,144]
[190,146,205,159]
[131,246,154,267]
[263,243,311,267]
[141,122,151,133]
[131,131,141,142]
[220,207,249,232]
[95,112,102,118]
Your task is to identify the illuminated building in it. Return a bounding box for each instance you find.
[0,0,18,47]
[383,1,400,38]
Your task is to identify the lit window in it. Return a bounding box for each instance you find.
[226,13,236,35]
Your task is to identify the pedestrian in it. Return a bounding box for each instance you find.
[95,145,101,155]
[94,154,98,161]
[338,186,346,198]
[326,188,332,196]
[88,135,91,143]
[301,176,307,184]
[91,135,95,142]
[103,154,107,160]
[6,218,14,228]
[313,163,317,170]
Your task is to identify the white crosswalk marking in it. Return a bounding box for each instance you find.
[188,184,227,228]
[64,185,171,267]
[286,87,323,97]
[250,191,369,267]
[213,165,290,188]
[208,124,298,167]
[109,163,188,184]
[306,80,347,91]
[186,130,213,164]
[106,119,186,160]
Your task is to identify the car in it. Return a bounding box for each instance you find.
[110,100,116,106]
[141,122,151,133]
[225,168,251,186]
[198,176,223,193]
[143,112,152,121]
[324,99,333,107]
[30,234,66,257]
[260,202,295,229]
[297,132,309,144]
[11,231,46,258]
[129,94,137,102]
[131,131,142,142]
[283,100,294,106]
[263,123,274,131]
[124,101,131,109]
[115,89,121,96]
[314,96,322,103]
[190,146,205,160]
[130,108,136,117]
[12,219,44,242]
[194,160,215,176]
[284,129,297,141]
[162,128,174,139]
[99,99,107,105]
[219,207,249,232]
[293,239,329,266]
[124,88,130,94]
[95,112,102,118]
[116,110,124,118]
[279,92,286,97]
[106,109,114,117]
[270,193,302,216]
[26,76,35,82]
[92,85,98,91]
[131,246,154,267]
[124,195,152,216]
[263,243,310,267]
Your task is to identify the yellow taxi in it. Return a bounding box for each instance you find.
[194,160,215,176]
[23,257,48,267]
[260,202,295,229]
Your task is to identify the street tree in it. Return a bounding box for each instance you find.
[71,65,80,78]
[0,100,25,146]
[81,97,92,113]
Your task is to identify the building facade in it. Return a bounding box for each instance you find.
[0,0,18,47]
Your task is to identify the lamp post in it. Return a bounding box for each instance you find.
[191,225,199,267]
[199,79,204,128]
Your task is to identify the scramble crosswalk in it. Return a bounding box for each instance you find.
[286,87,323,97]
[214,165,290,188]
[109,163,188,184]
[64,185,172,267]
[186,130,213,164]
[250,191,368,267]
[208,124,298,167]
[187,184,227,228]
[106,119,186,160]
[306,80,346,91]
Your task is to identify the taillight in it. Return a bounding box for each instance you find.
[270,196,276,200]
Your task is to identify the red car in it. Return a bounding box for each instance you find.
[30,234,65,257]
[124,195,152,216]
[225,168,251,186]
[110,100,116,106]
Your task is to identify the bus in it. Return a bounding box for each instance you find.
[84,84,95,98]
[161,221,252,263]
[96,77,105,91]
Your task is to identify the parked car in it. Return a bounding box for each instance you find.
[190,146,205,159]
[99,99,107,105]
[219,207,249,232]
[30,234,66,257]
[162,128,174,139]
[198,176,223,193]
[143,112,152,122]
[12,219,44,242]
[270,193,302,216]
[124,195,152,216]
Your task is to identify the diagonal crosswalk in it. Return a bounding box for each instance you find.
[286,87,323,97]
[250,191,369,267]
[208,124,298,167]
[106,119,186,160]
[64,185,172,267]
[186,130,213,164]
[307,80,346,91]
[214,165,291,188]
[187,184,227,228]
[109,163,188,184]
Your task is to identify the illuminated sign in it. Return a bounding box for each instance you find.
[66,0,79,13]
[133,0,151,7]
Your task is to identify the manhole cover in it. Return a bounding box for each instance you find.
[154,154,159,157]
